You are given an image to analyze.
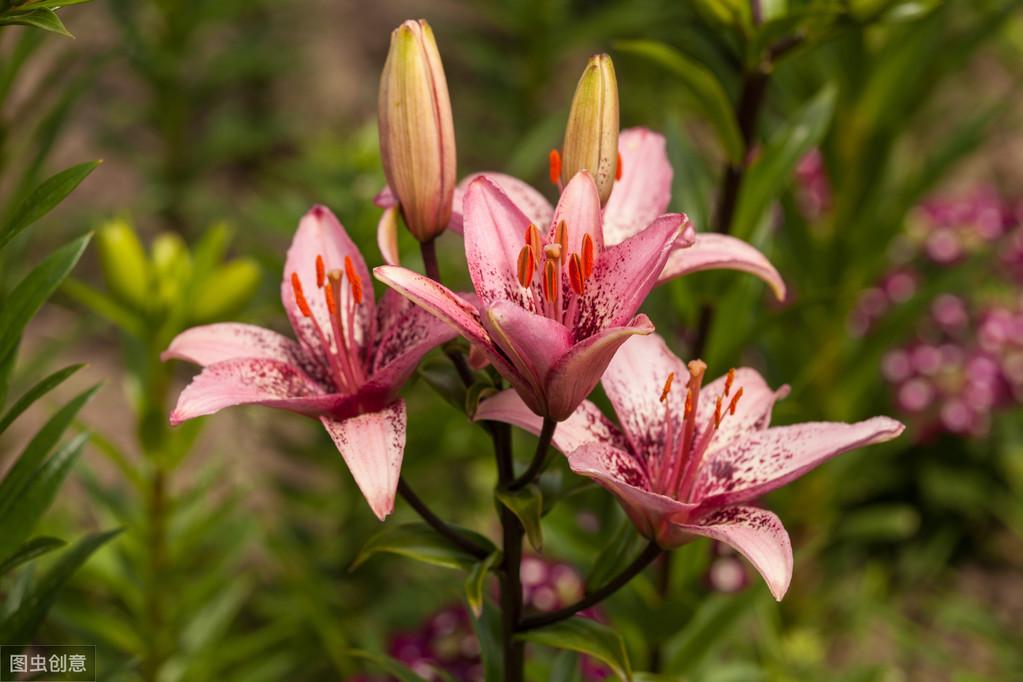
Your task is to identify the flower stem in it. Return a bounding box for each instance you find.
[420,238,441,281]
[509,417,556,490]
[491,420,526,682]
[397,477,490,559]
[518,541,662,630]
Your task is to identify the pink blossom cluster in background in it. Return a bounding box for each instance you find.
[350,557,609,681]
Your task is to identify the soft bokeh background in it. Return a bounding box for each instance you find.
[2,0,1022,680]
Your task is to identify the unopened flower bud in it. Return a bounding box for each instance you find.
[560,54,619,204]
[96,218,150,310]
[378,19,456,242]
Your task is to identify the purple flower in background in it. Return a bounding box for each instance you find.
[794,149,831,220]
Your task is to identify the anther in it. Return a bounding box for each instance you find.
[724,368,736,397]
[549,149,561,186]
[344,256,364,304]
[554,220,568,255]
[684,388,693,416]
[659,372,675,403]
[728,386,743,415]
[316,255,325,288]
[525,224,543,264]
[323,281,337,315]
[714,396,723,428]
[542,260,558,303]
[616,152,623,181]
[568,253,585,295]
[517,245,535,288]
[290,273,312,318]
[581,233,594,279]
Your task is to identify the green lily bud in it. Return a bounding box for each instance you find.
[151,232,191,311]
[96,218,150,310]
[560,53,620,205]
[378,19,456,242]
[190,258,261,322]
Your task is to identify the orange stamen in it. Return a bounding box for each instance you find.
[568,253,585,295]
[517,245,535,287]
[728,386,744,415]
[344,256,364,304]
[714,396,723,428]
[724,368,736,397]
[316,255,325,288]
[525,223,543,264]
[554,220,568,256]
[684,388,693,416]
[290,273,312,317]
[549,149,561,186]
[542,260,558,303]
[616,152,623,180]
[581,233,594,279]
[659,372,675,403]
[323,281,337,315]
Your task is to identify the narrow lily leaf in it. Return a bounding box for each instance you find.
[418,357,468,412]
[464,551,501,617]
[0,384,100,510]
[550,650,583,682]
[614,39,744,165]
[0,8,72,37]
[585,516,646,590]
[0,432,89,562]
[470,600,502,682]
[662,590,761,674]
[730,85,836,238]
[495,484,544,551]
[0,529,120,645]
[517,618,632,681]
[61,278,145,337]
[0,234,91,368]
[346,649,429,681]
[0,161,99,249]
[0,537,66,577]
[350,523,495,572]
[0,363,83,435]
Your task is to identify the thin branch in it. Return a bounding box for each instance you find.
[397,477,490,559]
[518,542,662,630]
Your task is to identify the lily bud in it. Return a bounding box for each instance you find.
[560,54,619,204]
[378,19,456,243]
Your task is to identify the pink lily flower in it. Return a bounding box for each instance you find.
[474,333,904,599]
[375,170,687,420]
[162,205,456,520]
[376,127,786,301]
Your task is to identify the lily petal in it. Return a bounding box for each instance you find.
[162,323,304,367]
[576,213,682,336]
[483,300,573,395]
[321,401,406,521]
[568,442,698,540]
[367,290,458,396]
[463,176,536,309]
[169,358,348,425]
[601,333,691,464]
[695,417,906,508]
[603,128,673,246]
[283,205,375,361]
[692,367,786,458]
[549,171,603,255]
[659,233,786,301]
[667,506,793,601]
[377,206,401,266]
[545,314,654,421]
[374,185,398,208]
[473,388,627,454]
[449,172,553,234]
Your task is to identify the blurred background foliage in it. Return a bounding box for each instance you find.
[1,0,1021,680]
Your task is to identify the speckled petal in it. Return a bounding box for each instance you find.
[691,367,786,459]
[667,506,793,601]
[483,300,573,396]
[473,388,628,454]
[603,128,673,246]
[162,323,304,367]
[548,171,604,256]
[694,417,905,508]
[321,400,406,521]
[169,358,347,425]
[659,233,786,301]
[448,172,553,234]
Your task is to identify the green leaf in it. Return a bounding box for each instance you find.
[350,523,495,572]
[0,161,99,249]
[663,590,761,674]
[418,357,468,412]
[517,618,632,681]
[585,516,647,590]
[0,432,89,562]
[470,600,502,682]
[0,7,71,36]
[345,649,429,682]
[0,363,83,435]
[0,384,99,509]
[61,278,144,337]
[615,39,744,165]
[0,529,120,644]
[0,537,65,576]
[495,484,544,551]
[731,85,836,238]
[464,551,501,618]
[0,234,91,368]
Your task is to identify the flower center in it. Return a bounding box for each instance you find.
[650,365,745,502]
[290,253,367,393]
[515,221,596,323]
